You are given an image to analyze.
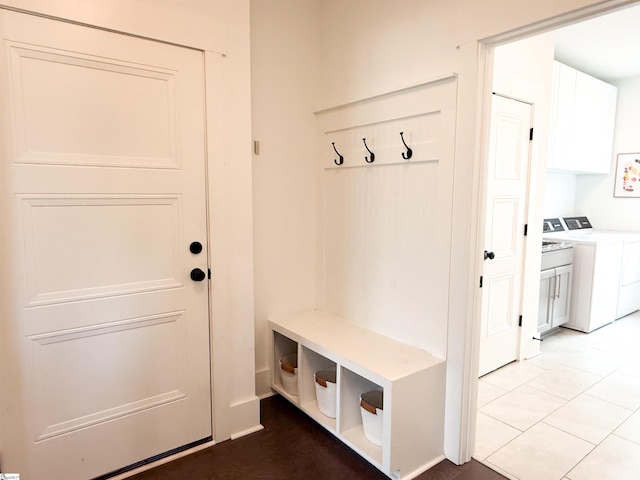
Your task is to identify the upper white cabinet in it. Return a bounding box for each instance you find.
[548,61,618,174]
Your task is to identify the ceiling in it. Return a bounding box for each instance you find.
[553,5,640,82]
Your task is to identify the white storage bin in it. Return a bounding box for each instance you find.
[360,390,383,446]
[279,353,298,395]
[314,368,337,418]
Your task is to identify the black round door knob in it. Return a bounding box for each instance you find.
[484,250,496,260]
[190,268,206,282]
[190,241,203,254]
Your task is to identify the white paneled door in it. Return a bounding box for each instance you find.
[0,10,211,479]
[478,94,532,377]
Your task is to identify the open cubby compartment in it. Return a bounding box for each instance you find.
[299,346,338,432]
[271,330,299,402]
[339,367,384,469]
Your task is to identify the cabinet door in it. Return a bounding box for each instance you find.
[547,61,617,174]
[572,71,617,173]
[551,265,573,327]
[538,269,555,333]
[548,61,576,171]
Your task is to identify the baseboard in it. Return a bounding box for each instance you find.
[255,367,272,399]
[230,424,264,440]
[258,390,275,400]
[402,454,446,480]
[230,395,262,440]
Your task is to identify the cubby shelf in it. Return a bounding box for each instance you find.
[269,310,446,480]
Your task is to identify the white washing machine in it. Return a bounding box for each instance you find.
[542,216,628,333]
[608,231,640,319]
[561,217,640,319]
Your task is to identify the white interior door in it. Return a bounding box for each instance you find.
[0,10,211,479]
[478,94,532,377]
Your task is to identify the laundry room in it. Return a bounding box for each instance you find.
[543,12,640,234]
[482,5,640,362]
[542,7,640,331]
[475,7,640,479]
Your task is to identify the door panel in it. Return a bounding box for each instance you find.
[479,94,532,377]
[10,44,178,167]
[0,10,211,479]
[31,312,187,441]
[21,195,182,307]
[485,273,516,335]
[489,197,519,255]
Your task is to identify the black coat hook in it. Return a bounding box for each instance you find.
[400,132,413,160]
[332,142,344,166]
[363,138,375,163]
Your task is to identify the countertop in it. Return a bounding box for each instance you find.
[542,241,574,253]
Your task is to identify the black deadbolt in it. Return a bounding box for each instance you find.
[190,268,206,282]
[190,241,203,254]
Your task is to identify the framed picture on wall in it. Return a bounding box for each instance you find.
[614,153,640,197]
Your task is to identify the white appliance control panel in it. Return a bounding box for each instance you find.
[542,218,565,234]
[563,216,593,230]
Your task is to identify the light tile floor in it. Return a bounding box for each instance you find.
[474,311,640,480]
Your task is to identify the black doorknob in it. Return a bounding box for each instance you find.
[484,250,496,260]
[190,268,206,282]
[190,241,203,254]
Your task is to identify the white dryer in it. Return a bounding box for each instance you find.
[562,217,640,319]
[543,216,625,333]
[608,231,640,318]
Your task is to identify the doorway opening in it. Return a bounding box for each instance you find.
[473,3,640,479]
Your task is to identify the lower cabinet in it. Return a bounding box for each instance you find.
[538,265,572,334]
[269,310,446,480]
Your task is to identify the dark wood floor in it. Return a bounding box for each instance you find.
[129,395,506,480]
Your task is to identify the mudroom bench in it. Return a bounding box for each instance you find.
[269,310,446,480]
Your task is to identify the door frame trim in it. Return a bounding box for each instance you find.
[465,0,639,463]
[0,3,211,52]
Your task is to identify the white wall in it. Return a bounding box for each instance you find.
[250,0,320,397]
[575,75,640,231]
[544,172,577,217]
[314,0,625,109]
[1,0,226,51]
